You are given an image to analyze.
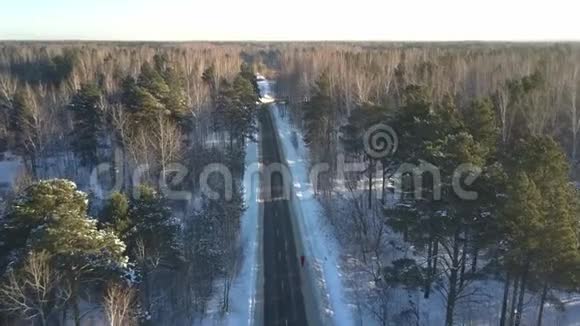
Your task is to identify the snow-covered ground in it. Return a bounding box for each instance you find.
[224,132,261,325]
[0,152,23,192]
[204,131,262,326]
[262,80,356,326]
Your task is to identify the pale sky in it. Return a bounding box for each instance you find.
[0,0,578,41]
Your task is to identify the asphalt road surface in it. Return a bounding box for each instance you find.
[259,107,308,326]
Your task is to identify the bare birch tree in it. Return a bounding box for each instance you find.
[152,113,183,186]
[103,281,137,326]
[0,251,69,326]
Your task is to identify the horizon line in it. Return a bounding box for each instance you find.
[2,39,580,44]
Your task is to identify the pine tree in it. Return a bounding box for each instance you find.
[427,132,488,326]
[47,49,78,85]
[239,62,260,98]
[463,98,499,153]
[390,85,438,165]
[500,136,580,326]
[125,185,181,315]
[183,199,222,308]
[232,74,258,139]
[69,83,103,165]
[122,57,188,126]
[138,62,170,102]
[162,64,188,120]
[153,54,188,120]
[302,72,334,159]
[341,102,390,206]
[0,179,127,326]
[214,73,258,147]
[385,90,501,324]
[501,172,543,326]
[121,76,164,123]
[202,64,218,99]
[100,192,131,236]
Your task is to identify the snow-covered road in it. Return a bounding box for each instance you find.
[213,79,355,326]
[262,80,355,326]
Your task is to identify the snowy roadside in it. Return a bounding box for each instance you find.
[265,82,355,326]
[322,177,580,325]
[203,133,261,326]
[225,134,261,325]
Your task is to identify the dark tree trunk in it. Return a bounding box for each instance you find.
[500,272,511,326]
[62,307,67,326]
[514,267,529,326]
[38,312,47,326]
[459,239,468,288]
[381,164,386,204]
[223,278,231,312]
[142,267,151,314]
[537,282,548,326]
[27,154,38,179]
[445,230,461,326]
[471,245,479,273]
[432,240,439,283]
[424,238,433,299]
[72,279,81,326]
[508,275,520,326]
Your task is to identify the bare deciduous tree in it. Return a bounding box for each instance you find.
[152,113,183,185]
[103,281,137,326]
[0,251,69,326]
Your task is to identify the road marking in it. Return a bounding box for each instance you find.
[278,251,282,261]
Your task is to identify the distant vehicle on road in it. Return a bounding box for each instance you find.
[256,73,266,81]
[259,94,275,104]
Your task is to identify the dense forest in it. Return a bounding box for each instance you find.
[274,42,580,325]
[0,42,261,325]
[0,42,579,325]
